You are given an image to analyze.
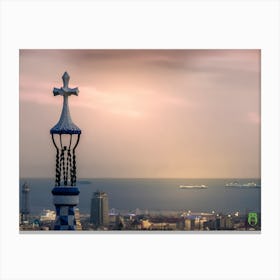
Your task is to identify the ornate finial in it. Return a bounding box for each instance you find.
[53,71,79,96]
[62,72,70,89]
[50,72,81,135]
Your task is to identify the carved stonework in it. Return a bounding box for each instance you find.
[51,72,81,135]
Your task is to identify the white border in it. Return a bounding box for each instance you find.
[1,1,279,280]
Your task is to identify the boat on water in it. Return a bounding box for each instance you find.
[225,181,240,187]
[242,182,261,188]
[225,181,260,188]
[179,184,208,189]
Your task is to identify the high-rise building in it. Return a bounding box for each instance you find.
[74,208,82,230]
[90,191,109,228]
[220,215,234,230]
[20,182,30,223]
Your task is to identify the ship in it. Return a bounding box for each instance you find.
[225,181,261,188]
[179,184,208,189]
[225,181,240,187]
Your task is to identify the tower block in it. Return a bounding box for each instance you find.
[21,182,30,223]
[50,72,81,230]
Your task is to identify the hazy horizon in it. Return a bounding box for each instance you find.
[20,50,260,178]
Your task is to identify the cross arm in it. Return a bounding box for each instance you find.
[53,87,79,96]
[53,87,62,96]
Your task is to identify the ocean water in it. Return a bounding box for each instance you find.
[19,178,261,215]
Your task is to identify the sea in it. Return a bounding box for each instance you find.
[19,178,261,216]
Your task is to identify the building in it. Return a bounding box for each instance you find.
[74,208,82,230]
[220,215,234,230]
[20,182,30,223]
[90,191,109,228]
[185,219,192,230]
[40,209,56,222]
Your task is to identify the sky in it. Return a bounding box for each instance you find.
[20,50,260,178]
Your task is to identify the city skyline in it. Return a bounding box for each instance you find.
[20,50,260,178]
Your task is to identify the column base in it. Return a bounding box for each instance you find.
[53,205,77,230]
[52,186,80,231]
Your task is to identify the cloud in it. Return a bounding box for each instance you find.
[20,49,260,178]
[20,49,260,76]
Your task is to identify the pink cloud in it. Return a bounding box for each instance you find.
[20,50,260,178]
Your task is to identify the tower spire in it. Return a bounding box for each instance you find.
[50,72,82,230]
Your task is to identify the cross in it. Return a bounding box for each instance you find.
[53,72,79,97]
[50,71,81,135]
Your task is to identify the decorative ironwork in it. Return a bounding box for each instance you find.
[51,134,80,186]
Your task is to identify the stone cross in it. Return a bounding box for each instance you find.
[53,71,79,97]
[50,72,81,135]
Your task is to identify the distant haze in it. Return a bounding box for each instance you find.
[20,50,260,178]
